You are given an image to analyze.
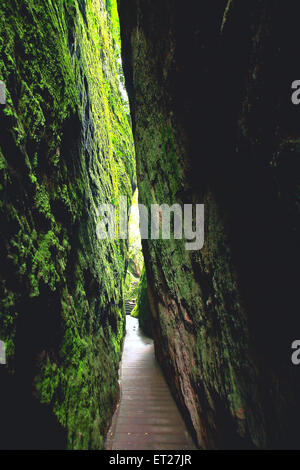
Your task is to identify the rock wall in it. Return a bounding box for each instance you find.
[0,0,135,449]
[118,0,300,449]
[135,267,152,338]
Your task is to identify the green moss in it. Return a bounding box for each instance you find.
[0,0,135,449]
[221,0,233,33]
[134,267,152,338]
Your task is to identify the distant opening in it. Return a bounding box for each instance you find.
[124,189,144,317]
[106,2,144,320]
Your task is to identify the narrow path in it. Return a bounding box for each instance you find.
[106,316,195,451]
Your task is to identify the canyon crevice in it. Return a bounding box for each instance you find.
[0,0,299,450]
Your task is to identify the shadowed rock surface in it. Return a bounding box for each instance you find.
[118,0,300,449]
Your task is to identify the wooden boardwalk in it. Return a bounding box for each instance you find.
[106,316,195,451]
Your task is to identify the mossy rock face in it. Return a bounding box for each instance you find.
[133,267,152,338]
[0,0,135,449]
[119,0,300,449]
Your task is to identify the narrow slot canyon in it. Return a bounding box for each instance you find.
[106,316,195,451]
[0,0,299,451]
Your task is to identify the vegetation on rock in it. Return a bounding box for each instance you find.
[131,267,152,338]
[0,0,135,449]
